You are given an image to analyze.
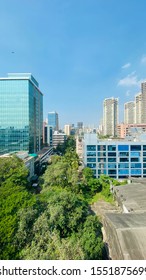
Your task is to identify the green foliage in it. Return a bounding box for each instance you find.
[79,215,104,259]
[55,136,76,155]
[0,156,29,187]
[0,151,111,260]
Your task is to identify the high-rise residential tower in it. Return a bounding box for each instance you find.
[124,101,135,124]
[135,92,142,124]
[141,82,146,123]
[64,124,71,136]
[103,97,118,136]
[48,111,59,131]
[0,73,43,155]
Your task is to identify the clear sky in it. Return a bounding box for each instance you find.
[1,0,146,128]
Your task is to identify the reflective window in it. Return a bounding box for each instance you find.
[98,169,106,175]
[87,163,96,168]
[131,163,141,168]
[98,158,106,162]
[119,152,129,157]
[131,169,141,175]
[108,152,116,157]
[98,152,106,157]
[97,145,106,151]
[87,145,96,151]
[98,163,106,168]
[131,158,139,162]
[118,145,129,151]
[130,152,140,157]
[118,169,129,175]
[120,158,129,162]
[108,170,116,174]
[130,145,141,151]
[108,158,116,162]
[108,163,117,168]
[87,152,96,157]
[87,158,96,162]
[108,145,116,151]
[118,163,129,168]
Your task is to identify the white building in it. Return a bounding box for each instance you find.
[103,97,118,136]
[135,92,142,124]
[124,101,135,124]
[64,124,71,136]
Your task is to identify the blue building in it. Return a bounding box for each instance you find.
[48,111,59,131]
[0,73,43,154]
[83,133,146,179]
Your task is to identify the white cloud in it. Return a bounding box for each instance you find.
[141,55,146,64]
[118,72,141,87]
[122,63,131,69]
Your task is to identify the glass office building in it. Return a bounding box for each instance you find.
[48,111,59,131]
[0,73,43,154]
[83,133,146,179]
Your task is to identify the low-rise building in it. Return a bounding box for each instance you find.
[53,131,67,148]
[83,133,146,179]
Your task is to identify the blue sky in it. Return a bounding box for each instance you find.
[1,0,146,128]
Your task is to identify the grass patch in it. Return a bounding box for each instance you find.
[89,191,115,205]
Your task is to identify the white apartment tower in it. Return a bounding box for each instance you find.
[124,101,135,124]
[103,97,118,136]
[141,82,146,123]
[135,92,142,124]
[64,124,71,136]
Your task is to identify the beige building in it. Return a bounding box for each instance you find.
[135,92,142,124]
[64,124,71,136]
[124,101,135,124]
[141,82,146,123]
[103,97,118,136]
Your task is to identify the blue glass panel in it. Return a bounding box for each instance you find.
[131,163,141,168]
[130,145,141,151]
[87,163,96,168]
[118,169,129,175]
[131,169,141,175]
[108,145,116,151]
[118,163,129,168]
[97,145,106,151]
[87,158,96,162]
[118,145,129,151]
[87,152,96,156]
[87,145,96,151]
[130,152,140,157]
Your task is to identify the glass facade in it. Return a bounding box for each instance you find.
[84,135,146,179]
[0,74,43,154]
[48,112,59,131]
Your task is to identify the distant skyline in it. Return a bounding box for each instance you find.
[1,0,146,128]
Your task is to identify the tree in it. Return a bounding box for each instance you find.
[79,215,104,259]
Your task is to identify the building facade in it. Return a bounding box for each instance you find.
[117,123,146,138]
[103,97,118,137]
[83,133,146,179]
[141,82,146,123]
[64,124,71,136]
[124,101,135,124]
[53,131,67,148]
[135,92,142,124]
[0,73,43,155]
[48,111,59,131]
